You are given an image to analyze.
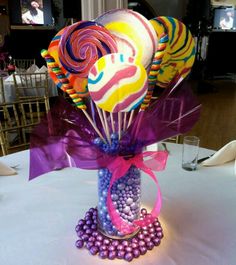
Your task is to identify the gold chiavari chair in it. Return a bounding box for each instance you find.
[12,72,50,151]
[0,101,23,155]
[13,58,36,71]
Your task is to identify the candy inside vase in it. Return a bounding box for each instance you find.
[98,165,141,239]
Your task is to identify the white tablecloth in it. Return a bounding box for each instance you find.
[0,144,236,265]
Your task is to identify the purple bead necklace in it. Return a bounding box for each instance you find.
[75,207,163,262]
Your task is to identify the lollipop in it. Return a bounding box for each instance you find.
[95,9,158,69]
[140,22,169,111]
[88,53,148,113]
[150,16,196,88]
[41,49,87,110]
[57,21,118,96]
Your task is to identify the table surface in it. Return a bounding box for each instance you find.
[0,143,236,265]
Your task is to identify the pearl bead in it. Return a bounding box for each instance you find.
[96,235,103,241]
[125,246,132,252]
[103,239,110,245]
[94,241,102,247]
[86,241,94,249]
[152,238,161,246]
[111,240,119,247]
[156,232,164,239]
[108,250,116,260]
[108,245,116,251]
[117,244,124,251]
[81,234,89,241]
[139,246,147,255]
[99,250,108,259]
[122,240,129,247]
[117,250,125,259]
[99,245,107,251]
[77,230,84,238]
[146,241,154,250]
[133,249,140,259]
[138,240,146,247]
[75,239,84,249]
[124,252,133,262]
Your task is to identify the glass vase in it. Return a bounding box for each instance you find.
[97,165,141,239]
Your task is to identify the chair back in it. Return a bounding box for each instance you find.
[13,58,36,71]
[13,72,50,112]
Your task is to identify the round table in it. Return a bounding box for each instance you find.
[0,143,235,265]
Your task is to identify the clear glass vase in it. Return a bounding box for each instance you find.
[97,165,141,239]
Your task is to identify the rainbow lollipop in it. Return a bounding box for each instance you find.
[150,16,196,88]
[95,9,158,69]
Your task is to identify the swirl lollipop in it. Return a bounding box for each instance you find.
[95,9,158,69]
[88,53,148,113]
[58,21,118,96]
[150,16,196,88]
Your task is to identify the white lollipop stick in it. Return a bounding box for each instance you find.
[102,110,111,144]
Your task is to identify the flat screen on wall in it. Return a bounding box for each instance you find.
[9,0,53,28]
[213,7,236,30]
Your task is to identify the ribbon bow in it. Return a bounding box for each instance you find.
[106,150,168,235]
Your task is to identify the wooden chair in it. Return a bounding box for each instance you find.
[13,58,36,71]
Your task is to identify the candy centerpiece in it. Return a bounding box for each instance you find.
[29,8,201,263]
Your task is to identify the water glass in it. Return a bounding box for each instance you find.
[182,136,200,171]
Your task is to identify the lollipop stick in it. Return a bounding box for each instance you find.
[102,110,111,144]
[123,112,127,132]
[127,110,134,128]
[118,112,122,140]
[110,113,115,133]
[90,100,97,125]
[96,105,110,141]
[82,109,106,143]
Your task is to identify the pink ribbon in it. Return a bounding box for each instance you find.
[107,150,168,235]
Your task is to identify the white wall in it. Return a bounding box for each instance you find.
[81,0,128,20]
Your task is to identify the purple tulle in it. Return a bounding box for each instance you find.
[29,81,201,180]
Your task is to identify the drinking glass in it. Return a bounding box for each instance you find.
[182,136,200,171]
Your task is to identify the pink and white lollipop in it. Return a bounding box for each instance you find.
[95,9,158,69]
[88,53,148,113]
